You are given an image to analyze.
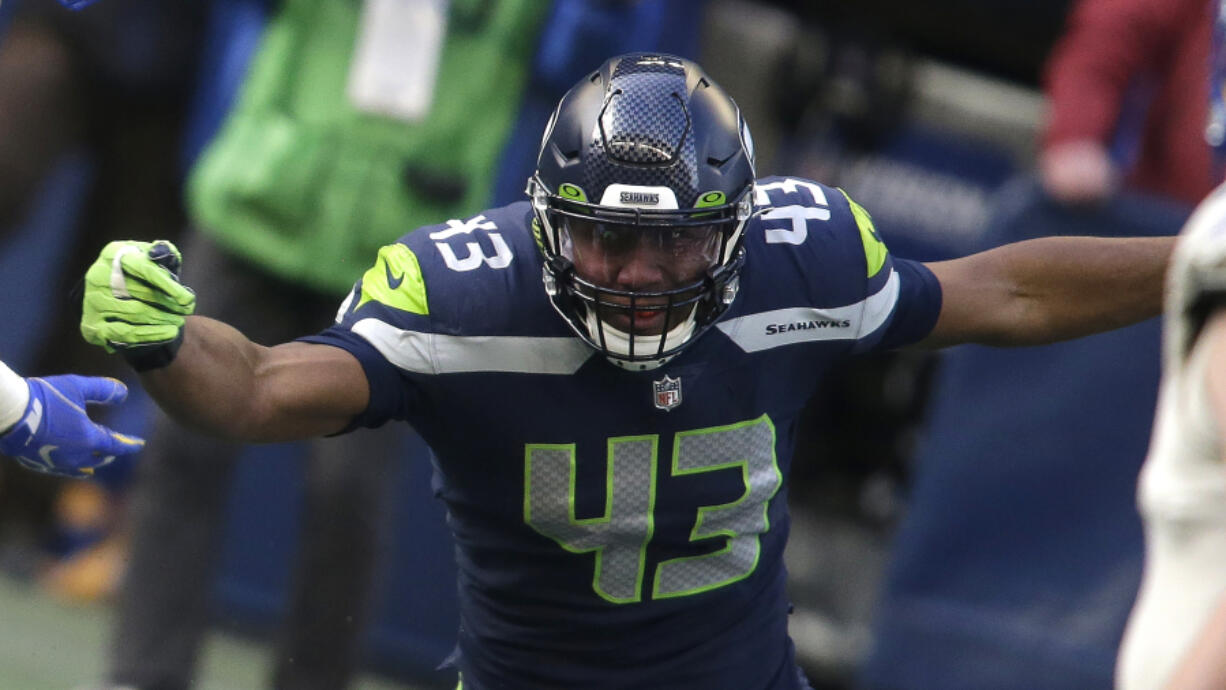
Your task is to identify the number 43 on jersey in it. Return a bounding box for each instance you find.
[524,415,782,604]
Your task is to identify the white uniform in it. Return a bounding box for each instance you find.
[1116,184,1226,690]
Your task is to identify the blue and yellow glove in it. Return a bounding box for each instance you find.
[0,376,145,478]
[81,240,196,371]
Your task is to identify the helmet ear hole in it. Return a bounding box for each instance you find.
[529,53,755,368]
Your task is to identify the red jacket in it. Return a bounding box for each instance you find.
[1042,0,1215,204]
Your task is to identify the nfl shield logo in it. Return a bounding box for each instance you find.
[653,375,682,411]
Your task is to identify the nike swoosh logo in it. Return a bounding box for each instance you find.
[38,444,58,469]
[384,261,405,290]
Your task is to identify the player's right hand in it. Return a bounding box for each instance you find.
[81,240,196,369]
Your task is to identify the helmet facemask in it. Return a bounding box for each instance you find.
[530,177,752,370]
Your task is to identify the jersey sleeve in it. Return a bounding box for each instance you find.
[296,237,434,433]
[872,257,942,351]
[827,184,942,353]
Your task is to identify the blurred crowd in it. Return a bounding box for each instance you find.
[0,0,1210,689]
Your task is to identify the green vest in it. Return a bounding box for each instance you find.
[188,0,548,294]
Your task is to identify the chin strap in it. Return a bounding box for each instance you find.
[583,308,695,371]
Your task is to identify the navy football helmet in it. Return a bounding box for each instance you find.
[528,53,756,370]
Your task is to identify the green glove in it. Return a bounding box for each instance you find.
[81,240,197,371]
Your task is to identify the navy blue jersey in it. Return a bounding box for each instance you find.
[301,176,942,689]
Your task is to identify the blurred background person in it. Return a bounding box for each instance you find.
[1039,0,1215,206]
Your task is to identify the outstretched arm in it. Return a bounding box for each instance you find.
[919,235,1173,348]
[140,316,368,442]
[80,240,368,443]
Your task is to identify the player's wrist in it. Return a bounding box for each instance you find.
[0,361,30,435]
[116,329,186,372]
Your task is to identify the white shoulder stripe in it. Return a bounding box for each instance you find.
[351,318,595,375]
[715,269,900,353]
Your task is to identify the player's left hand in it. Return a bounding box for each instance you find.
[0,375,145,479]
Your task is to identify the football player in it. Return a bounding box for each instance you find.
[78,53,1172,689]
[1113,4,1226,680]
[1111,4,1226,688]
[1114,185,1226,690]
